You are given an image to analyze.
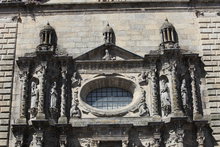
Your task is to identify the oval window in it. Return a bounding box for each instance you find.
[85,87,133,110]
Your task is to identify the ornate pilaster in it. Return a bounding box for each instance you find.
[17,68,29,124]
[150,67,160,117]
[36,62,47,119]
[188,60,202,119]
[170,60,183,116]
[58,61,68,124]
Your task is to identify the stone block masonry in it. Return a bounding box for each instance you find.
[199,15,220,146]
[0,22,17,147]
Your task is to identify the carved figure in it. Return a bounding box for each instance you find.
[29,80,39,118]
[160,77,171,116]
[102,49,115,60]
[138,71,149,85]
[50,82,57,109]
[181,79,188,110]
[138,90,150,116]
[31,81,39,109]
[70,102,81,118]
[72,72,81,88]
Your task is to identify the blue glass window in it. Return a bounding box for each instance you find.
[85,87,132,110]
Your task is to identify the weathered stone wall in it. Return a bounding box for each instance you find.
[0,17,17,147]
[1,1,220,147]
[198,12,220,146]
[16,12,200,58]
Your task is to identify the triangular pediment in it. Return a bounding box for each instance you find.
[74,44,143,61]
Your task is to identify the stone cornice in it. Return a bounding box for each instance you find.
[1,1,220,14]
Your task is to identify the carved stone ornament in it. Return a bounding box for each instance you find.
[18,70,29,120]
[30,80,39,109]
[160,76,171,116]
[166,130,178,147]
[181,79,188,111]
[122,140,129,147]
[72,72,81,88]
[197,127,205,147]
[59,135,67,147]
[79,138,91,147]
[102,49,116,60]
[50,82,58,109]
[138,90,150,117]
[70,100,81,118]
[29,80,39,118]
[166,127,184,147]
[30,133,43,147]
[15,134,23,147]
[138,71,149,85]
[49,82,58,119]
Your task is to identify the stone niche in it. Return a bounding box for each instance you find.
[11,23,212,147]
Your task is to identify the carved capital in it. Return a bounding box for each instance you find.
[15,134,23,147]
[122,140,128,147]
[59,134,67,147]
[196,123,206,147]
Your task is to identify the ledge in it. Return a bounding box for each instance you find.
[70,117,162,127]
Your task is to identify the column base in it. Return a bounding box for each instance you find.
[58,116,68,124]
[172,111,184,117]
[36,112,46,119]
[16,117,27,124]
[193,113,203,120]
[152,115,161,121]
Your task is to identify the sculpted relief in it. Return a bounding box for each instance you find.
[29,79,39,118]
[160,76,171,117]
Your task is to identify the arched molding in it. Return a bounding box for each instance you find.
[78,75,144,117]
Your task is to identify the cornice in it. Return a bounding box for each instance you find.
[1,1,220,14]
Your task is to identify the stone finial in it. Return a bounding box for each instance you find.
[103,23,115,44]
[37,22,57,52]
[160,19,179,49]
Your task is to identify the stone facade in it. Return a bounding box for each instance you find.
[0,0,219,147]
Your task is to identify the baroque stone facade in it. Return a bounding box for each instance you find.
[0,0,219,147]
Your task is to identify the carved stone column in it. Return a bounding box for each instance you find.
[170,61,183,116]
[58,61,68,124]
[189,62,202,119]
[17,68,29,124]
[36,62,47,119]
[150,67,160,117]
